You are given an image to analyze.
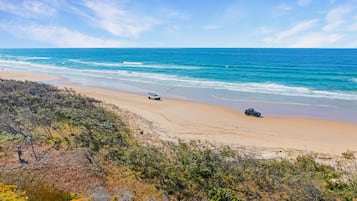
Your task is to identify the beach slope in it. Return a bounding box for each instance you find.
[61,84,357,156]
[2,71,356,155]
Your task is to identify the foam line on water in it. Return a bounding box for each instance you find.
[68,59,201,70]
[0,55,50,60]
[1,59,357,101]
[123,61,144,65]
[68,59,122,67]
[0,59,67,71]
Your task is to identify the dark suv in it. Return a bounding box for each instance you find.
[245,108,261,117]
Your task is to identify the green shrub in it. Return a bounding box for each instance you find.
[2,79,357,201]
[0,131,21,143]
[24,184,73,201]
[208,188,242,201]
[342,150,355,160]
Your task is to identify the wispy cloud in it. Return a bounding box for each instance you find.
[83,0,159,38]
[290,32,342,47]
[348,23,357,31]
[0,0,356,48]
[0,0,56,19]
[264,19,318,45]
[323,5,351,32]
[202,25,220,30]
[166,11,190,20]
[259,27,274,34]
[350,40,357,47]
[297,0,311,6]
[0,22,122,47]
[273,3,294,17]
[278,3,293,11]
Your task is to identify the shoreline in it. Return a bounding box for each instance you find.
[1,70,357,156]
[1,67,356,123]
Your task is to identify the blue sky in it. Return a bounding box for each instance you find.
[0,0,356,48]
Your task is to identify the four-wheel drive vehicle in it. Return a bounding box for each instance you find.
[148,92,161,100]
[245,108,261,117]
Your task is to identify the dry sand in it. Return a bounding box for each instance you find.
[61,85,357,156]
[0,70,61,81]
[2,71,357,156]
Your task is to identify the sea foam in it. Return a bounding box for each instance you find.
[2,58,357,101]
[68,59,200,70]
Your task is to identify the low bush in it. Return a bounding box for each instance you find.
[342,150,355,160]
[0,183,27,201]
[1,80,356,200]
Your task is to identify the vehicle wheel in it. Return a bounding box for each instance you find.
[148,97,151,99]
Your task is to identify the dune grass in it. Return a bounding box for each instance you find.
[1,79,356,201]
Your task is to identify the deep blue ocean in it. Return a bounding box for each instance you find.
[1,48,357,122]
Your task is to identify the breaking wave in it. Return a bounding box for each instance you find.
[68,59,200,70]
[1,59,357,101]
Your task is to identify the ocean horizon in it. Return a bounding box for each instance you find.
[1,48,357,122]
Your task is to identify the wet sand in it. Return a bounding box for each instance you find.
[61,84,357,155]
[2,71,357,155]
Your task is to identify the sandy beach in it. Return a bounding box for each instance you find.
[0,70,61,81]
[2,71,357,156]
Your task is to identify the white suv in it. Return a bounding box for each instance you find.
[148,92,161,100]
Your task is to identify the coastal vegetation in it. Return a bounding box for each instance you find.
[0,79,356,200]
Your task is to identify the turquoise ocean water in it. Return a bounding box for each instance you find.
[1,48,357,122]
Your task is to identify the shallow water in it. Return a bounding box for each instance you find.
[1,48,356,122]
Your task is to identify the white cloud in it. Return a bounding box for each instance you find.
[166,11,190,20]
[83,0,159,38]
[278,3,293,11]
[259,27,274,34]
[0,23,122,47]
[350,40,357,47]
[223,1,244,20]
[348,23,357,31]
[349,15,357,31]
[0,0,56,18]
[264,19,318,45]
[290,32,342,47]
[298,0,311,6]
[202,25,220,30]
[323,6,351,32]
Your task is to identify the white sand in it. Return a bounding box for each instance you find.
[0,70,61,81]
[60,84,357,156]
[2,71,357,155]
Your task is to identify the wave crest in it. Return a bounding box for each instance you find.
[68,59,200,70]
[1,59,356,101]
